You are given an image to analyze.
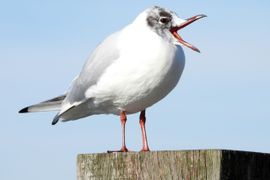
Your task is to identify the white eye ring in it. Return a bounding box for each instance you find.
[159,17,171,24]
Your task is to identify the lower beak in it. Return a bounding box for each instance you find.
[170,14,207,53]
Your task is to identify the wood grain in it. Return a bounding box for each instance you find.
[77,150,270,180]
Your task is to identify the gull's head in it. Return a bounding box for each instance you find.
[138,6,206,53]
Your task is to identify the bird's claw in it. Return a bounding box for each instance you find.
[107,146,129,153]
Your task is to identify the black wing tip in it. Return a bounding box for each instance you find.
[52,106,74,125]
[19,107,29,113]
[51,114,60,125]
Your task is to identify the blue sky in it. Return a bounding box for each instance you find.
[1,0,270,179]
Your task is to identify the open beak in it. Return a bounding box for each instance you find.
[170,14,207,53]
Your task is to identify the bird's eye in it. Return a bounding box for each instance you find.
[159,17,171,24]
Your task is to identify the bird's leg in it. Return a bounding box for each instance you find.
[119,111,128,152]
[139,110,150,152]
[107,111,128,153]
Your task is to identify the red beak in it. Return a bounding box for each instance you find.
[170,14,207,53]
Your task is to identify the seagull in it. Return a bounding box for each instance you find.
[19,6,206,152]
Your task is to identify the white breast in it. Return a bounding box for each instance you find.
[86,22,185,115]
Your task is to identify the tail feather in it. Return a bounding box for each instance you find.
[19,95,66,113]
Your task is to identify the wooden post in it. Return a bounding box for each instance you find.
[77,150,270,180]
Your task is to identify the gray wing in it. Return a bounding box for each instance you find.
[65,31,121,105]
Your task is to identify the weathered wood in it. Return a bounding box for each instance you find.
[77,150,270,180]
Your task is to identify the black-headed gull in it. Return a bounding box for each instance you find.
[19,6,206,152]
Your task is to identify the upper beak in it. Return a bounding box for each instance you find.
[170,14,207,53]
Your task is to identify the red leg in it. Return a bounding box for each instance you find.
[139,110,150,152]
[119,111,128,152]
[107,111,128,153]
